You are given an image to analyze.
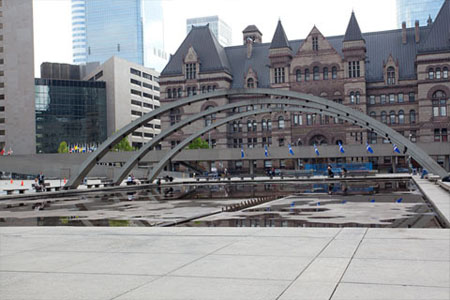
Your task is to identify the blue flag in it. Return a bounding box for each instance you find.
[366,142,374,154]
[241,146,245,158]
[393,144,401,154]
[396,197,403,203]
[288,143,294,155]
[338,142,345,154]
[314,143,320,156]
[264,145,269,157]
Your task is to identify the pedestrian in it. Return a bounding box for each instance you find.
[327,165,334,178]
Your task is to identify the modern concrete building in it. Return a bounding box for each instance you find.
[160,1,450,173]
[85,56,161,149]
[396,0,445,28]
[35,78,107,153]
[1,0,36,155]
[71,0,168,71]
[186,16,232,46]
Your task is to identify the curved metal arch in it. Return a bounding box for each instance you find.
[113,98,342,185]
[145,105,447,182]
[68,88,448,188]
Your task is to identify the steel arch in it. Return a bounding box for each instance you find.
[67,88,448,189]
[113,98,342,184]
[144,105,448,182]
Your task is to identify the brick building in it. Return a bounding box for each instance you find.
[159,1,449,171]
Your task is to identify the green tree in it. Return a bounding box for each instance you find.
[58,141,68,153]
[187,137,209,149]
[113,137,133,151]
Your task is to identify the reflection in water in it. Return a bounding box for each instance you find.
[0,180,442,228]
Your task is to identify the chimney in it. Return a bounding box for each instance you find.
[415,20,420,43]
[402,22,407,44]
[246,37,253,59]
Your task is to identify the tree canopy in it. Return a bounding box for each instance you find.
[57,141,68,153]
[187,137,209,149]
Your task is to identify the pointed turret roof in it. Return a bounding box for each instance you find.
[343,11,364,42]
[420,0,450,53]
[161,25,231,76]
[270,20,291,49]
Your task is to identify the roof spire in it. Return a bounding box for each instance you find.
[270,20,291,49]
[343,11,364,42]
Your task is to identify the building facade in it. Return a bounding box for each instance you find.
[160,1,450,172]
[71,0,167,71]
[84,56,161,149]
[1,0,36,155]
[186,16,232,46]
[35,78,107,153]
[397,0,445,28]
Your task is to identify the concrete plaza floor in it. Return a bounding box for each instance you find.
[0,227,449,300]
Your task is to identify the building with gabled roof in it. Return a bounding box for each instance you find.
[159,0,450,173]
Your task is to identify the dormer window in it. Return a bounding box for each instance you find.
[185,63,196,79]
[387,67,395,85]
[274,67,285,84]
[247,78,255,88]
[312,36,318,51]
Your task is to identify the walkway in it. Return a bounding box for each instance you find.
[1,227,449,300]
[413,177,450,226]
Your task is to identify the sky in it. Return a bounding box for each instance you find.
[33,0,398,77]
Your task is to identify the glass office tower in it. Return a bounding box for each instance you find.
[35,79,107,153]
[187,16,232,46]
[396,0,445,28]
[71,0,167,71]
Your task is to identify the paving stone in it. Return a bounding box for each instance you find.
[342,258,450,288]
[115,276,289,300]
[332,282,450,300]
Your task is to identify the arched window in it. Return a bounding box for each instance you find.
[332,67,337,79]
[238,121,242,132]
[247,120,252,131]
[369,111,376,119]
[436,67,441,79]
[313,66,319,80]
[356,92,360,104]
[350,92,355,104]
[167,89,172,98]
[207,85,212,93]
[323,67,328,80]
[201,86,206,94]
[305,69,310,81]
[309,135,328,146]
[267,119,272,131]
[177,88,182,98]
[409,110,416,124]
[398,110,405,124]
[278,116,285,129]
[296,69,301,82]
[381,111,387,124]
[204,105,216,127]
[432,90,447,117]
[261,119,267,131]
[252,120,257,131]
[247,78,255,88]
[428,68,434,80]
[170,108,181,125]
[390,110,396,124]
[443,67,448,79]
[233,121,238,132]
[387,66,395,85]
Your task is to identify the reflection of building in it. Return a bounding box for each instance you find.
[84,56,161,149]
[35,78,107,153]
[160,1,450,172]
[396,0,445,28]
[1,0,36,155]
[71,0,167,71]
[187,16,232,46]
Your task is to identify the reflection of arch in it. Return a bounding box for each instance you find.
[67,88,448,189]
[309,135,328,146]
